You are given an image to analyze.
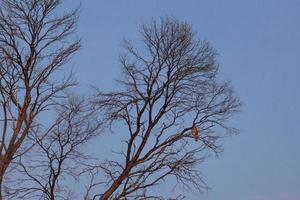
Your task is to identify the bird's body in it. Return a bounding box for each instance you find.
[192,124,199,141]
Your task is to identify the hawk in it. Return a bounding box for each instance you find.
[192,123,199,142]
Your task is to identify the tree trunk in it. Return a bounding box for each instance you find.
[0,168,5,200]
[50,184,55,200]
[0,155,12,200]
[100,168,131,200]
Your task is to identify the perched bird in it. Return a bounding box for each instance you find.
[192,123,199,142]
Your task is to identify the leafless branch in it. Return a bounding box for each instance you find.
[0,0,80,198]
[9,94,102,200]
[92,17,241,199]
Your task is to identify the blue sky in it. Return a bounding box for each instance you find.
[70,0,300,199]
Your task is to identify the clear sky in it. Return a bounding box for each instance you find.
[70,0,300,199]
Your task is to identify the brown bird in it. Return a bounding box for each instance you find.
[192,123,199,142]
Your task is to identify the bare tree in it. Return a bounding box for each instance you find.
[8,94,102,200]
[0,0,80,198]
[92,17,241,199]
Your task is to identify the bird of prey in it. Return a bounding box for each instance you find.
[192,123,199,142]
